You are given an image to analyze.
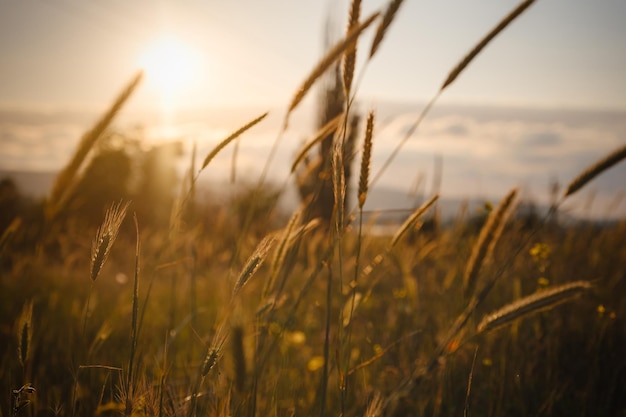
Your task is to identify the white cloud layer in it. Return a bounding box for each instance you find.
[1,104,624,219]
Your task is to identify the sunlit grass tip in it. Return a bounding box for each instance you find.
[91,200,130,281]
[477,281,593,333]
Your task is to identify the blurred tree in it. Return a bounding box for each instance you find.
[295,31,360,227]
[65,134,134,226]
[134,141,182,229]
[0,177,22,233]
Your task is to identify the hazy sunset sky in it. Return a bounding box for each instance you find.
[1,1,625,219]
[1,0,625,113]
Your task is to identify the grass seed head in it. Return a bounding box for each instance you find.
[17,300,33,367]
[90,200,130,281]
[477,281,593,333]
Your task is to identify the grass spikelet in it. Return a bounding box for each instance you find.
[47,71,142,216]
[233,235,276,297]
[201,329,228,377]
[463,188,517,298]
[564,143,626,198]
[16,300,33,367]
[201,112,268,171]
[369,0,405,59]
[343,0,362,96]
[91,200,130,281]
[441,0,535,91]
[358,111,375,209]
[477,281,593,333]
[285,11,379,127]
[390,195,438,248]
[291,112,344,173]
[332,133,347,230]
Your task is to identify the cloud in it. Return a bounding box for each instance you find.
[368,105,626,217]
[1,105,624,218]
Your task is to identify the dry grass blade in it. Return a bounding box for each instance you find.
[201,112,268,171]
[47,71,143,216]
[369,0,404,59]
[564,143,626,198]
[285,11,379,127]
[441,0,535,90]
[265,208,302,297]
[390,195,438,248]
[358,111,375,209]
[91,201,130,281]
[343,0,362,96]
[291,112,344,173]
[463,188,517,298]
[477,281,593,333]
[364,392,384,417]
[233,235,276,296]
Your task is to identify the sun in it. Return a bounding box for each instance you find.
[139,35,199,114]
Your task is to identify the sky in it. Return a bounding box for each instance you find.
[1,0,625,218]
[1,0,625,111]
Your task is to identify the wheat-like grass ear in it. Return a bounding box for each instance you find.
[369,0,405,59]
[463,188,517,298]
[91,200,130,282]
[284,11,379,128]
[564,143,626,198]
[358,111,375,209]
[16,300,34,367]
[441,0,535,91]
[233,235,276,297]
[477,281,592,333]
[343,0,362,96]
[201,112,268,171]
[47,71,142,217]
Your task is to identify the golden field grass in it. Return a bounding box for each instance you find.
[1,1,626,416]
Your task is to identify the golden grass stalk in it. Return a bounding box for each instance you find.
[369,0,405,59]
[233,235,276,297]
[91,200,130,281]
[389,195,438,248]
[343,0,362,96]
[231,324,246,393]
[441,0,535,91]
[358,111,375,209]
[125,213,141,411]
[463,188,517,298]
[201,112,268,171]
[47,71,142,217]
[285,11,379,127]
[477,281,592,333]
[291,112,344,173]
[564,143,626,198]
[16,300,33,367]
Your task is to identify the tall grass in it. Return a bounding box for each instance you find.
[2,0,626,416]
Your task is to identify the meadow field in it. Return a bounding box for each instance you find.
[1,1,626,416]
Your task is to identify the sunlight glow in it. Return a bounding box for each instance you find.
[139,35,200,114]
